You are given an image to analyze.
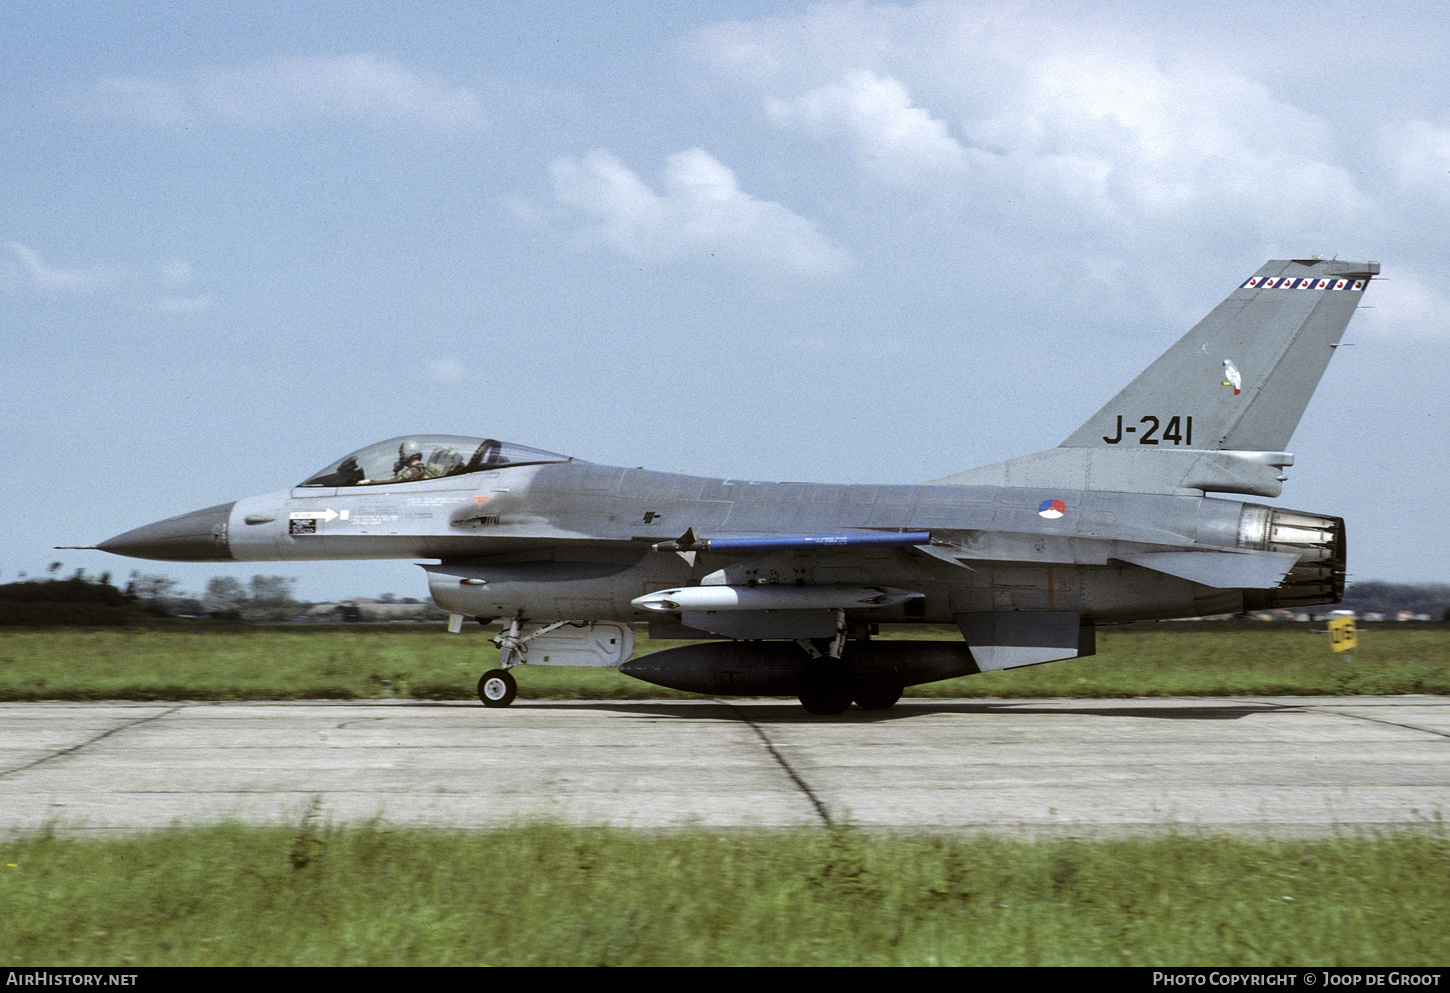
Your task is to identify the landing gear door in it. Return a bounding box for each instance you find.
[505,621,635,667]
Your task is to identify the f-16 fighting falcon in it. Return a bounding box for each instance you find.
[88,259,1376,713]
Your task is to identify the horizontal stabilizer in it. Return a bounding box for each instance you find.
[1112,549,1300,589]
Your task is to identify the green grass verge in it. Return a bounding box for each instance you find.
[2,623,1446,702]
[3,824,1447,966]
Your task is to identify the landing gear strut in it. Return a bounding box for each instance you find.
[464,618,636,710]
[475,617,542,709]
[792,611,905,713]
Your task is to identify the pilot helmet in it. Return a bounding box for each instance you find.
[395,439,424,472]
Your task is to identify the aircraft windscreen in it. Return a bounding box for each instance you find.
[298,435,570,487]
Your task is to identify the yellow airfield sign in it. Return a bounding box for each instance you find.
[1328,615,1358,653]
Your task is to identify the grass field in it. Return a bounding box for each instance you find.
[5,623,1446,966]
[1,621,1446,701]
[3,825,1448,966]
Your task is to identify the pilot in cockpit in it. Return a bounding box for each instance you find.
[393,451,434,483]
[299,435,568,489]
[358,440,446,485]
[388,440,464,483]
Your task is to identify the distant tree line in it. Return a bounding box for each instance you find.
[0,571,144,626]
[0,570,304,625]
[199,575,300,621]
[1334,582,1450,621]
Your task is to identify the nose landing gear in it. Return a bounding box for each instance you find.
[465,618,637,708]
[477,669,517,707]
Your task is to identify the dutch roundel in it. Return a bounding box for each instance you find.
[1037,498,1067,519]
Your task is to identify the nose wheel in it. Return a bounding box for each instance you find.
[477,668,517,707]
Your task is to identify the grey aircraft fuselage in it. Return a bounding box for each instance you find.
[153,462,1332,625]
[90,258,1373,713]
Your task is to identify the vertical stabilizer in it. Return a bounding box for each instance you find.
[1060,259,1377,452]
[932,259,1376,495]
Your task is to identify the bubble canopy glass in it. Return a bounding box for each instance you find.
[298,435,571,488]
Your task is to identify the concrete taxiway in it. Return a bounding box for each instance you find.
[2,696,1447,837]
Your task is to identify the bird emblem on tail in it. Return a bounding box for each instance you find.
[1222,359,1242,395]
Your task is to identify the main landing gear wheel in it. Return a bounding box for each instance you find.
[797,657,853,715]
[477,669,517,708]
[853,681,903,711]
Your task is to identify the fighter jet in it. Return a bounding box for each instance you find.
[91,259,1376,713]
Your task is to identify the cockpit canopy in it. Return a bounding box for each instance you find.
[298,435,571,488]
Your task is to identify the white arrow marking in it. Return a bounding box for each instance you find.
[289,509,348,523]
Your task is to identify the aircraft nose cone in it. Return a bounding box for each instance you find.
[98,502,237,561]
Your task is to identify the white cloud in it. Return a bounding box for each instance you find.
[549,147,848,274]
[766,71,966,183]
[1382,118,1450,206]
[92,54,488,132]
[982,41,1370,227]
[425,357,472,383]
[1359,270,1450,340]
[690,3,1373,241]
[683,2,903,90]
[8,243,216,314]
[160,259,193,286]
[7,242,128,293]
[200,54,487,130]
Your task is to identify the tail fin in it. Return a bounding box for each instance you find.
[1060,258,1377,452]
[934,259,1377,496]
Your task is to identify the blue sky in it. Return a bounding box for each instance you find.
[4,1,1447,602]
